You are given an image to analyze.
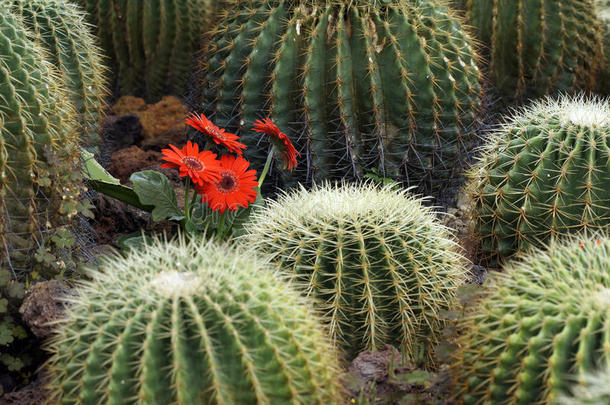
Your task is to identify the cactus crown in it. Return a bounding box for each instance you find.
[467,95,610,263]
[243,182,466,363]
[46,238,343,405]
[451,234,610,404]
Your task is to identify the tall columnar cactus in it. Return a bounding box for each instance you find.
[467,95,610,264]
[557,371,610,405]
[242,183,466,363]
[457,0,604,99]
[0,5,82,275]
[46,238,343,405]
[202,0,483,195]
[10,0,108,147]
[596,0,610,95]
[451,235,610,405]
[77,0,215,101]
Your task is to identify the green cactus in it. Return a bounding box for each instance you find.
[9,0,109,147]
[451,235,610,405]
[202,0,483,195]
[456,0,604,99]
[46,238,343,405]
[467,95,610,264]
[242,183,466,364]
[556,371,610,405]
[596,0,610,96]
[77,0,215,102]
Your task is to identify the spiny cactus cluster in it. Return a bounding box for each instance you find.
[202,0,483,195]
[78,0,215,101]
[46,238,343,405]
[9,0,108,147]
[457,0,604,99]
[556,371,610,405]
[451,235,610,404]
[243,183,466,363]
[467,95,610,264]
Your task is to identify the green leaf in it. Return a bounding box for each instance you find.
[81,148,120,184]
[88,180,153,211]
[131,171,185,222]
[0,298,7,313]
[8,282,25,299]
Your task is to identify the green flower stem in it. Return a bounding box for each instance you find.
[217,211,227,240]
[184,177,192,223]
[258,148,274,187]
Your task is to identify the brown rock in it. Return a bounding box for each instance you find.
[0,370,51,405]
[108,146,161,184]
[19,281,76,340]
[110,95,147,115]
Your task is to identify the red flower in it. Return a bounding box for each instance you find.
[186,113,246,156]
[160,141,222,186]
[252,118,300,170]
[197,155,258,214]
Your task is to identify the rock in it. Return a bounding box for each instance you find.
[348,345,404,385]
[0,370,51,405]
[19,281,76,340]
[100,114,143,152]
[108,146,161,184]
[140,126,187,152]
[110,95,147,114]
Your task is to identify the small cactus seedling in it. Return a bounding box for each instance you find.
[46,238,343,405]
[451,235,610,404]
[202,0,483,195]
[456,0,604,99]
[467,95,610,264]
[10,0,108,147]
[77,0,216,101]
[242,182,466,364]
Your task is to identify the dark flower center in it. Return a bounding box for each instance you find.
[217,171,238,193]
[206,125,226,140]
[181,157,204,171]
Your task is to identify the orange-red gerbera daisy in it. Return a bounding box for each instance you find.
[197,155,258,214]
[252,118,300,170]
[160,141,222,186]
[186,113,246,156]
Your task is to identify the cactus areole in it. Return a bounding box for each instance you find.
[202,0,483,195]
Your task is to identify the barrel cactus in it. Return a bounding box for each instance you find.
[455,0,604,99]
[9,0,108,147]
[451,235,610,404]
[242,183,466,363]
[557,371,610,405]
[202,0,483,195]
[78,0,215,101]
[467,95,610,264]
[46,238,343,404]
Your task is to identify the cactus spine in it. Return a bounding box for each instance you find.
[557,371,610,405]
[78,0,214,101]
[10,0,108,147]
[451,235,610,404]
[458,0,604,98]
[467,95,610,264]
[202,0,482,195]
[46,238,343,405]
[242,183,466,363]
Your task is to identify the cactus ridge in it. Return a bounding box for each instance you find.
[9,0,109,147]
[596,0,610,96]
[467,94,610,263]
[451,234,610,405]
[458,0,604,98]
[0,4,81,272]
[78,0,215,101]
[201,0,483,195]
[242,182,466,363]
[46,238,343,405]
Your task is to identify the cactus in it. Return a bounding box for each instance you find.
[467,95,610,264]
[77,0,215,102]
[451,235,610,405]
[596,0,610,96]
[242,182,466,363]
[46,238,343,405]
[201,0,483,195]
[456,0,604,99]
[556,371,610,405]
[9,0,108,147]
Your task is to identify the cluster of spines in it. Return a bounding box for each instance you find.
[467,95,610,264]
[46,238,343,404]
[77,0,213,101]
[10,0,108,147]
[451,235,610,404]
[0,3,81,272]
[458,0,604,98]
[242,182,466,363]
[202,0,482,195]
